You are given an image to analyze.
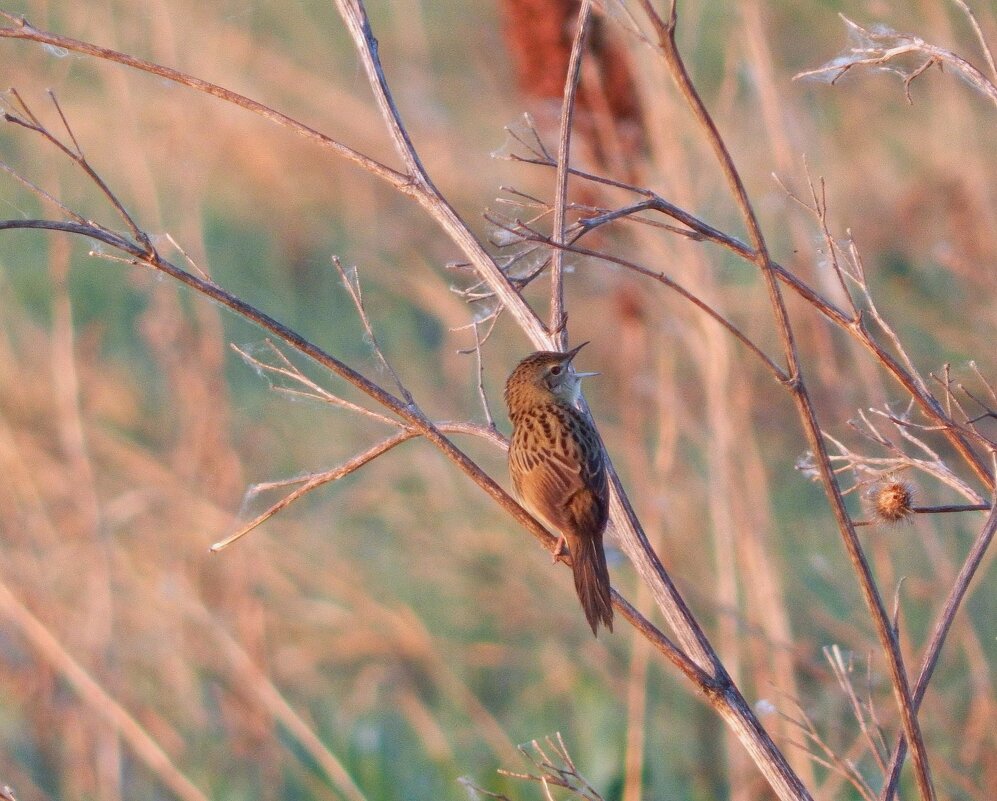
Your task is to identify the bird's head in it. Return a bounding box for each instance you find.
[504,342,596,411]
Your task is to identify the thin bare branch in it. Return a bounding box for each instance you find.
[774,167,860,321]
[796,15,997,108]
[232,340,404,428]
[210,418,511,553]
[210,429,417,552]
[824,645,888,771]
[549,0,593,343]
[950,0,997,82]
[0,158,87,225]
[332,256,413,404]
[470,321,497,429]
[0,11,407,184]
[783,699,878,801]
[497,734,606,801]
[328,0,547,345]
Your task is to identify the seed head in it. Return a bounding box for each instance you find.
[872,479,915,524]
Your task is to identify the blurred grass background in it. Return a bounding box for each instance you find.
[0,0,994,799]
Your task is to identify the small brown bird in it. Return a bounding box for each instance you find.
[504,343,613,635]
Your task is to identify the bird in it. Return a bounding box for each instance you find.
[504,342,613,635]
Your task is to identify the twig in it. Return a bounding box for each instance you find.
[470,321,496,429]
[501,113,554,163]
[795,15,997,108]
[0,12,405,184]
[210,430,417,551]
[232,340,403,428]
[210,420,508,552]
[497,734,606,801]
[328,0,548,346]
[0,156,86,224]
[774,167,860,321]
[332,256,413,404]
[825,415,983,504]
[456,778,511,801]
[783,699,878,801]
[950,0,997,83]
[824,645,888,771]
[853,504,991,526]
[549,0,593,343]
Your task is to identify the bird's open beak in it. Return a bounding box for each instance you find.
[564,342,598,377]
[564,341,588,362]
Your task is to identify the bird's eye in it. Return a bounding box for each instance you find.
[549,365,563,376]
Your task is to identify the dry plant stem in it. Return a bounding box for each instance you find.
[3,88,148,247]
[853,505,991,526]
[0,579,210,801]
[825,645,888,771]
[210,430,418,551]
[211,421,504,552]
[497,734,606,801]
[879,503,997,801]
[232,340,404,427]
[787,700,877,801]
[328,0,547,344]
[796,16,997,108]
[0,12,404,186]
[910,504,991,513]
[824,422,980,504]
[333,256,411,403]
[951,0,997,81]
[639,3,934,799]
[549,0,593,342]
[795,172,861,320]
[471,322,497,429]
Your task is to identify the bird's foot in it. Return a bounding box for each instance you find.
[551,535,569,564]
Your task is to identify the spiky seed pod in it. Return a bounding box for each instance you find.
[873,479,915,524]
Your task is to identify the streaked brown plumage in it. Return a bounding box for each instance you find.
[504,343,613,635]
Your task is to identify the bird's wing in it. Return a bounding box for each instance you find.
[509,405,607,536]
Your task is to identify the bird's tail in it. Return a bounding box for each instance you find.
[570,534,614,635]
